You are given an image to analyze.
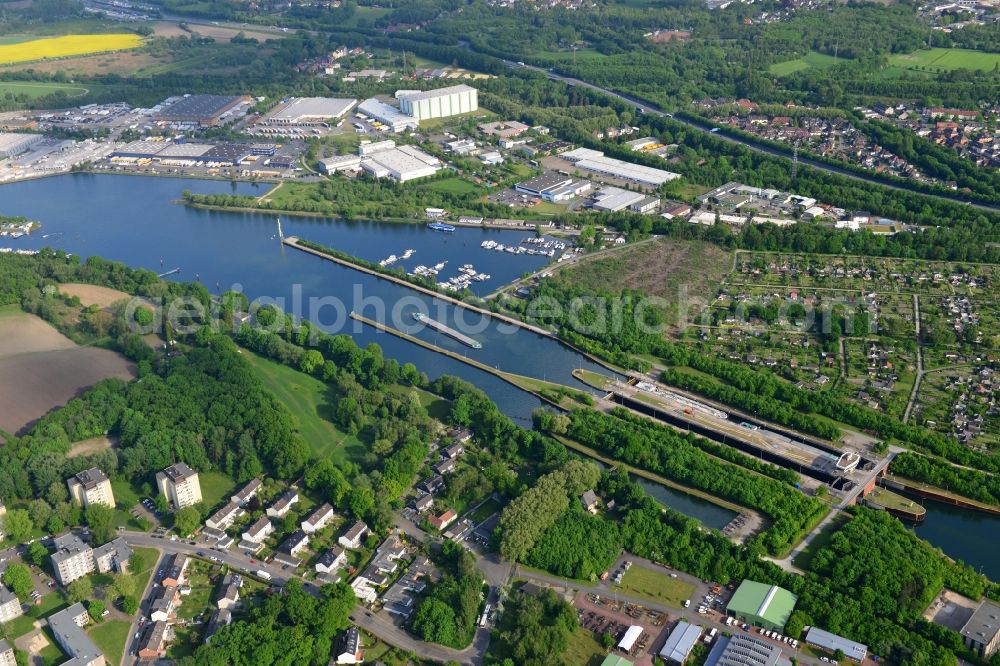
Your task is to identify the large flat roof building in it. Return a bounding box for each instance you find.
[397,84,478,122]
[592,186,646,212]
[562,147,680,187]
[659,621,702,665]
[726,580,797,631]
[704,634,789,666]
[156,463,202,510]
[47,603,105,666]
[515,172,574,198]
[0,132,44,158]
[265,97,357,125]
[358,99,418,133]
[804,627,867,662]
[156,94,251,127]
[67,468,115,509]
[961,600,1000,658]
[360,145,441,183]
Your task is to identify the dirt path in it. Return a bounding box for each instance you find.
[67,435,117,458]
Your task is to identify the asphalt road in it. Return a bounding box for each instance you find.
[121,530,486,665]
[501,61,1000,214]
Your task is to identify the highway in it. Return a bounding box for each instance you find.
[501,61,1000,214]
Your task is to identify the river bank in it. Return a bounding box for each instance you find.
[183,199,571,232]
[349,311,593,411]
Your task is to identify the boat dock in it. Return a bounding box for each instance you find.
[413,312,482,349]
[281,235,558,338]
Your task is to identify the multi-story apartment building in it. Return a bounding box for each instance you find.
[67,468,115,509]
[156,463,202,509]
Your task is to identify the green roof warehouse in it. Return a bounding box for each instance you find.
[726,580,798,631]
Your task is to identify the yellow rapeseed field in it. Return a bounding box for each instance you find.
[0,34,143,65]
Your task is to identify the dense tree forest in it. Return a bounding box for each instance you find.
[184,580,355,665]
[3,252,998,666]
[597,466,998,664]
[410,541,483,648]
[891,452,1000,507]
[537,408,827,555]
[485,587,579,666]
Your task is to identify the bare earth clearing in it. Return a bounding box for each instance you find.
[0,309,135,434]
[0,309,76,358]
[60,282,131,309]
[552,238,733,326]
[67,435,117,458]
[152,20,279,42]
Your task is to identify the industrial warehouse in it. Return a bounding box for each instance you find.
[725,580,798,632]
[154,94,253,128]
[356,140,441,182]
[357,98,420,133]
[0,132,44,158]
[561,146,681,187]
[262,97,358,125]
[106,138,303,177]
[396,84,479,121]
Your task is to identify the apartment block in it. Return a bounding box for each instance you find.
[67,468,115,509]
[156,463,202,509]
[51,533,95,586]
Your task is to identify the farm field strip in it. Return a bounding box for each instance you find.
[0,34,144,65]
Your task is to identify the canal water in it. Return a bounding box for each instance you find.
[911,499,1000,581]
[5,174,995,565]
[0,174,613,426]
[587,458,736,530]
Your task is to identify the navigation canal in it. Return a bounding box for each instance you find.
[911,498,1000,581]
[4,173,998,566]
[0,174,613,425]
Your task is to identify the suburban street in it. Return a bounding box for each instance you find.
[120,529,487,665]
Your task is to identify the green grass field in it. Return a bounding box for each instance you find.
[199,471,238,510]
[3,612,39,639]
[88,620,131,666]
[467,497,502,523]
[613,564,695,608]
[562,627,606,666]
[131,546,160,597]
[38,628,67,666]
[422,177,482,196]
[0,81,89,98]
[769,51,841,76]
[889,48,1000,72]
[244,350,364,464]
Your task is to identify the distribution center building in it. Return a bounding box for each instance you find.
[358,98,419,133]
[0,132,44,158]
[561,146,680,187]
[264,97,358,125]
[396,85,478,122]
[726,580,797,631]
[155,94,251,127]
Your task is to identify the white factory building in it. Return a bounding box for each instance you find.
[0,133,45,159]
[396,85,478,122]
[357,141,441,182]
[358,98,419,133]
[562,147,680,187]
[264,97,357,125]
